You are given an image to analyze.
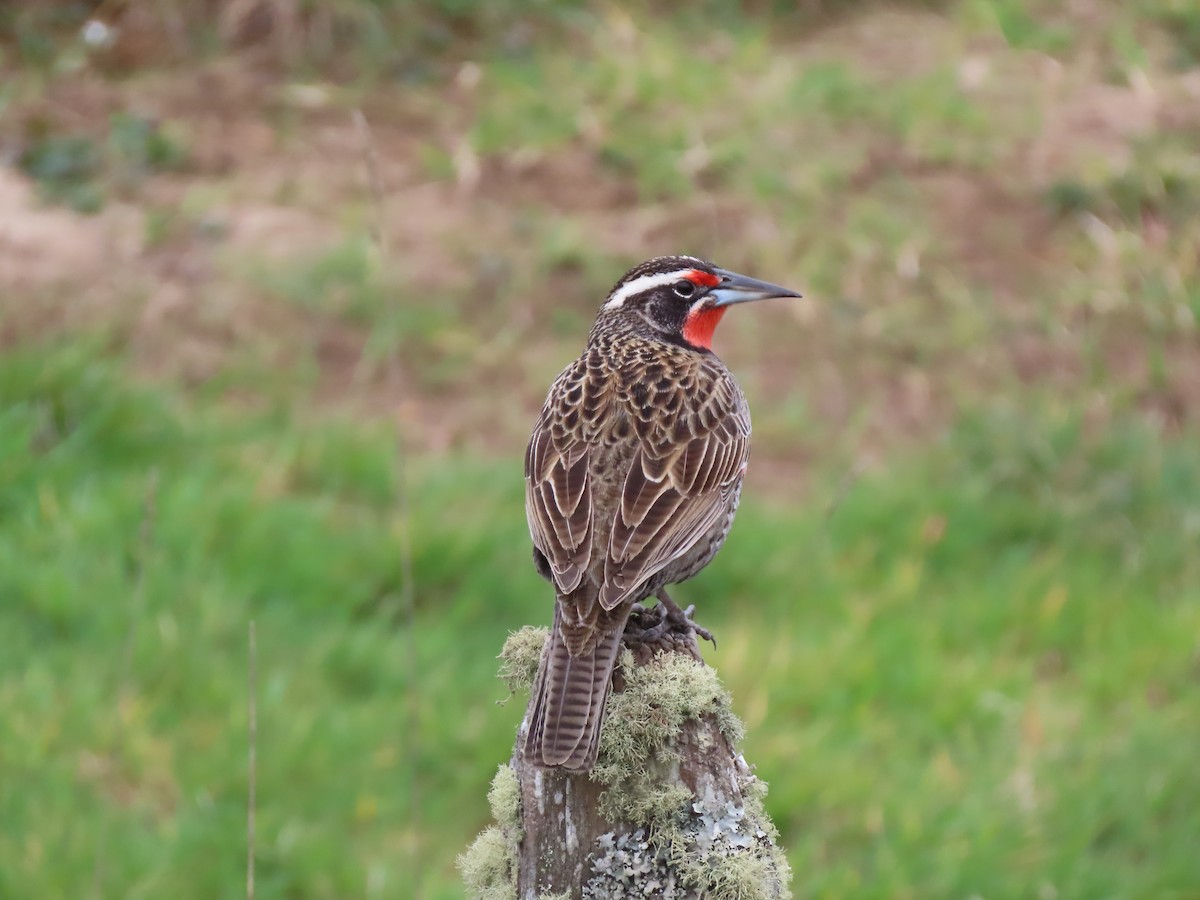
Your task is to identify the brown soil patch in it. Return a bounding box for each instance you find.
[4,10,1200,477]
[0,168,125,293]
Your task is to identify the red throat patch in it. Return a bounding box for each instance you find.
[682,305,727,350]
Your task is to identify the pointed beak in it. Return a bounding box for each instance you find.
[709,268,802,308]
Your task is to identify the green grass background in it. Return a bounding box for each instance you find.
[3,0,1200,897]
[4,346,1197,898]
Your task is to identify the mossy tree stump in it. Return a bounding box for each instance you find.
[460,609,791,900]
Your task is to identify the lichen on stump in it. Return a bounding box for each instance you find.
[460,610,791,900]
[459,763,523,900]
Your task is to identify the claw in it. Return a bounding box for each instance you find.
[679,604,717,649]
[622,590,719,663]
[623,602,672,646]
[655,589,718,651]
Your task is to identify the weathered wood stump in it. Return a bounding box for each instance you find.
[460,606,791,900]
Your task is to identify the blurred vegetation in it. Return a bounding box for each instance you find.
[1,0,956,73]
[2,0,1199,898]
[19,112,187,212]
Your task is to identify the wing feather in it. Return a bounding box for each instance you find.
[526,413,594,596]
[598,407,749,610]
[529,357,750,616]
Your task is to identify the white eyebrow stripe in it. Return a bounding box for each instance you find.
[603,268,699,309]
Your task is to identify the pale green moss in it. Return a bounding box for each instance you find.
[457,826,517,900]
[604,650,744,756]
[744,784,783,850]
[592,650,744,830]
[487,763,521,832]
[473,631,790,900]
[598,780,693,831]
[582,651,790,898]
[680,850,784,900]
[462,765,523,898]
[744,784,792,895]
[498,626,549,695]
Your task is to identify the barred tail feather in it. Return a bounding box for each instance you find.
[525,606,627,770]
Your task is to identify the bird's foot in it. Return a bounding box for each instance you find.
[655,588,717,650]
[621,590,716,665]
[622,602,671,647]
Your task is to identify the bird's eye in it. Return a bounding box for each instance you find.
[673,280,696,299]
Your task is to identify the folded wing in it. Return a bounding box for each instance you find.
[525,424,594,596]
[599,400,750,610]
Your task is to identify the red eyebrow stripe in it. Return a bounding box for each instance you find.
[685,269,721,288]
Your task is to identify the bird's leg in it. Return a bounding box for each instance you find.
[655,588,717,649]
[620,603,677,668]
[621,591,717,666]
[622,602,671,645]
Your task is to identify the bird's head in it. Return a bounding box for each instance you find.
[593,255,801,352]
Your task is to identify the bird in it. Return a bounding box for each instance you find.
[523,255,801,770]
